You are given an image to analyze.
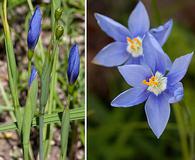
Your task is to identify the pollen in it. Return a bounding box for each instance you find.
[142,76,159,87]
[126,36,143,57]
[142,72,167,96]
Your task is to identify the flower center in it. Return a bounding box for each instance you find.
[126,37,143,57]
[142,71,167,96]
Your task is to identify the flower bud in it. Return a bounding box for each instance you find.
[67,44,80,85]
[27,6,42,50]
[28,66,38,86]
[55,25,64,40]
[55,8,63,21]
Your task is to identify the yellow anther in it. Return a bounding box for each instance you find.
[127,37,133,44]
[134,38,141,46]
[142,76,159,87]
[131,45,136,50]
[142,80,150,85]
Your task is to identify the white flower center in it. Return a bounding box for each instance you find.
[126,36,143,57]
[142,71,167,96]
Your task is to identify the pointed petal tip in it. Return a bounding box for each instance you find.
[189,51,194,57]
[184,52,194,61]
[165,19,173,29]
[110,98,128,108]
[137,1,145,7]
[94,13,102,21]
[166,18,173,25]
[94,12,98,19]
[156,133,161,139]
[151,125,164,139]
[91,56,111,67]
[128,0,149,37]
[110,101,117,107]
[91,57,99,65]
[94,12,100,17]
[169,18,173,24]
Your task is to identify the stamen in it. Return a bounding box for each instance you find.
[134,38,141,46]
[142,72,167,96]
[126,36,143,57]
[142,76,159,87]
[131,45,136,50]
[127,37,133,44]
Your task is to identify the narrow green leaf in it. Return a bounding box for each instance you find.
[0,107,84,132]
[60,108,70,160]
[22,78,38,160]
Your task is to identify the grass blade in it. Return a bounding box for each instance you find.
[60,108,70,160]
[0,107,84,132]
[0,0,22,132]
[22,78,38,160]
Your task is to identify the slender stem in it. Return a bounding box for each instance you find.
[27,0,33,13]
[60,94,70,160]
[179,101,194,160]
[39,110,44,160]
[173,104,190,160]
[28,60,32,80]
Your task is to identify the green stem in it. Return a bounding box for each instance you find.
[39,111,44,160]
[44,43,58,160]
[173,104,190,160]
[28,60,32,80]
[27,0,33,13]
[179,101,195,160]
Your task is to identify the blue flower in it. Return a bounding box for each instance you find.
[28,66,38,86]
[93,1,173,67]
[111,33,193,138]
[67,44,80,84]
[27,6,42,50]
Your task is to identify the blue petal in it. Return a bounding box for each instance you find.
[111,87,149,107]
[168,82,184,103]
[167,53,193,86]
[145,93,170,138]
[67,44,80,84]
[28,66,37,86]
[150,19,173,46]
[128,1,150,37]
[118,64,152,87]
[143,33,167,74]
[125,56,144,65]
[95,13,131,42]
[164,52,172,70]
[92,42,129,67]
[27,6,42,50]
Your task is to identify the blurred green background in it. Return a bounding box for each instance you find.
[87,0,195,159]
